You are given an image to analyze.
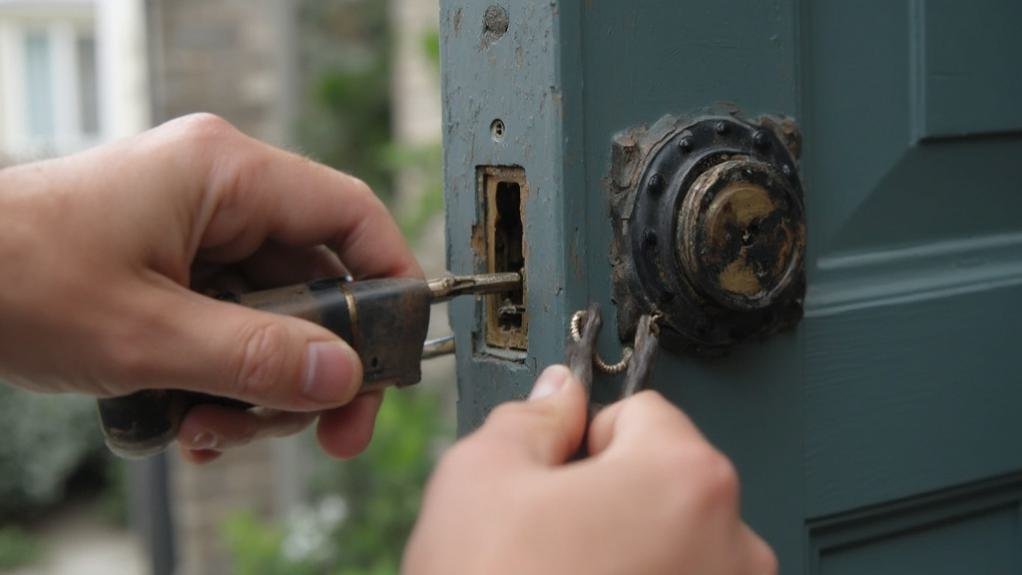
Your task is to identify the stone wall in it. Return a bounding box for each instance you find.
[144,2,301,573]
[146,0,295,145]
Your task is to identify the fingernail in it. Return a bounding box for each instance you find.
[303,341,360,403]
[529,365,571,401]
[191,431,218,450]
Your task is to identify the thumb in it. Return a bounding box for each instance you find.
[475,365,588,466]
[132,288,363,411]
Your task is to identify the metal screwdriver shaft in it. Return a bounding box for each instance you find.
[427,271,522,302]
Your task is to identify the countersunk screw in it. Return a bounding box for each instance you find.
[647,173,665,195]
[752,130,770,149]
[714,121,728,135]
[678,135,694,152]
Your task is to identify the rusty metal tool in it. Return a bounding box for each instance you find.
[97,271,521,459]
[565,304,660,457]
[567,304,660,400]
[621,313,660,398]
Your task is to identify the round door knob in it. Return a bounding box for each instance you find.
[677,159,805,311]
[609,114,807,351]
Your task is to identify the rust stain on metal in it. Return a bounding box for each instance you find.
[758,114,802,159]
[470,221,485,259]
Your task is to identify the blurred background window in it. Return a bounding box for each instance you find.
[0,1,103,160]
[24,28,56,140]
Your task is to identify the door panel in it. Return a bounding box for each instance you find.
[915,0,1022,138]
[808,474,1022,573]
[805,287,1022,516]
[807,0,1022,255]
[441,0,1022,570]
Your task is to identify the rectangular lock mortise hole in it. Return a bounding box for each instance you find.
[480,166,528,351]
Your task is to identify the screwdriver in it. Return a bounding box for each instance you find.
[97,271,522,458]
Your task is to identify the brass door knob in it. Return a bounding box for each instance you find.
[609,114,807,352]
[678,158,805,311]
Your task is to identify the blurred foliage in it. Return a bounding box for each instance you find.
[223,389,450,575]
[0,526,41,570]
[295,0,394,203]
[309,389,448,571]
[421,30,441,69]
[388,142,444,239]
[224,2,450,573]
[98,458,129,527]
[0,386,103,518]
[223,510,319,575]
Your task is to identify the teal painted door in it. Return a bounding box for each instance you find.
[441,1,1022,571]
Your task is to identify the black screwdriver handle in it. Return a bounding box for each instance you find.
[97,277,433,458]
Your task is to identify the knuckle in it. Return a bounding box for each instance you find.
[626,389,671,416]
[756,544,780,575]
[153,114,244,192]
[168,113,237,146]
[230,322,293,401]
[690,446,740,506]
[347,175,376,199]
[653,442,740,513]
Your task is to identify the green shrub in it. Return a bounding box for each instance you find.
[0,385,103,517]
[0,526,41,569]
[222,510,322,575]
[224,388,451,575]
[311,388,449,573]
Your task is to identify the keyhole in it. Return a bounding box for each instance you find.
[490,119,506,142]
[741,222,760,246]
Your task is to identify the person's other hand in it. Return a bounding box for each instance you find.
[0,114,421,462]
[403,366,777,575]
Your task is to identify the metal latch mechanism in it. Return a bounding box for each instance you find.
[608,113,807,353]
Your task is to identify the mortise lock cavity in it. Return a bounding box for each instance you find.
[609,113,807,353]
[479,166,528,352]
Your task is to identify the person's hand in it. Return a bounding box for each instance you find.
[403,366,777,575]
[0,114,421,462]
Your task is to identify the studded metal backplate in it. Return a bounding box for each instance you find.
[608,113,806,353]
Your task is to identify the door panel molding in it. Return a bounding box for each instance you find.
[807,232,1022,317]
[808,472,1022,574]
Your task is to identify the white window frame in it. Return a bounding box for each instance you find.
[0,0,149,161]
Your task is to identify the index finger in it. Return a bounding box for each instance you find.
[244,153,423,280]
[177,115,422,280]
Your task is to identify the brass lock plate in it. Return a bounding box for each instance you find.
[608,113,806,353]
